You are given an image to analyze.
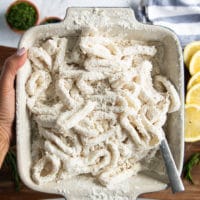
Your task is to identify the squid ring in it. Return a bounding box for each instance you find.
[32,153,60,184]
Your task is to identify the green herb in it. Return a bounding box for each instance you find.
[4,149,21,191]
[183,153,200,184]
[6,2,37,30]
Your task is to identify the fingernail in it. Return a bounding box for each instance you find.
[17,47,26,56]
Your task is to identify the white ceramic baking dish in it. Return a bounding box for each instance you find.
[16,8,184,200]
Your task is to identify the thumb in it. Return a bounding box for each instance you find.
[0,47,27,91]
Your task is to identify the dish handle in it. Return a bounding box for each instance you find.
[62,7,139,30]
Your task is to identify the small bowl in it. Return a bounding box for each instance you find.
[5,0,40,34]
[40,16,62,25]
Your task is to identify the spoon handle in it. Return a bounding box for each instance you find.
[160,138,185,193]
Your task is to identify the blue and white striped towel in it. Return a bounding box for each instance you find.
[138,0,200,46]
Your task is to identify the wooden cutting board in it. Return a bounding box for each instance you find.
[0,46,199,200]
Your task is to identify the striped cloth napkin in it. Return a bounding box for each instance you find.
[138,0,200,46]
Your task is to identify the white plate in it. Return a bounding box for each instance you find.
[16,8,184,200]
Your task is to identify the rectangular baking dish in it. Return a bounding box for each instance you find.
[16,8,184,200]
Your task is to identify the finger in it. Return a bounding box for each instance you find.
[0,47,27,91]
[0,124,11,168]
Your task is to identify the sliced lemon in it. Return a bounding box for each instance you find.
[189,50,200,75]
[187,71,200,90]
[184,41,200,68]
[186,83,200,106]
[185,104,200,142]
[186,83,200,105]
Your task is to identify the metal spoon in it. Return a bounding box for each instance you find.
[160,138,185,193]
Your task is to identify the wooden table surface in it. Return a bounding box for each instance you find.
[0,46,199,200]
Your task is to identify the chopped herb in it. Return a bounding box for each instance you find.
[4,149,21,191]
[183,153,200,184]
[6,2,37,30]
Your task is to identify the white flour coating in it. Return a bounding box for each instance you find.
[26,28,180,187]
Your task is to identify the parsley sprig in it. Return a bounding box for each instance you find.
[183,153,200,184]
[4,148,21,191]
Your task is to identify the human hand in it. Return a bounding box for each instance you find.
[0,48,27,167]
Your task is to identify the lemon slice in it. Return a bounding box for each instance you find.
[185,104,200,142]
[184,41,200,68]
[186,83,200,105]
[187,71,200,90]
[189,50,200,75]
